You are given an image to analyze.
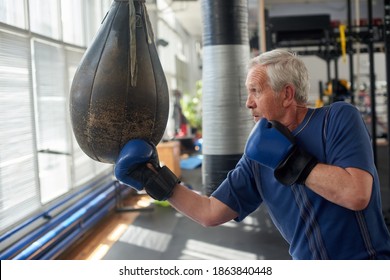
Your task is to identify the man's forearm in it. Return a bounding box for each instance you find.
[168,184,238,227]
[305,163,373,211]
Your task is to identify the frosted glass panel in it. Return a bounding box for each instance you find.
[29,0,60,39]
[0,0,26,28]
[33,40,71,203]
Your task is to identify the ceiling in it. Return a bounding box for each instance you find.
[168,0,357,42]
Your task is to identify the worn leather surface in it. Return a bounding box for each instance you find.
[70,0,169,163]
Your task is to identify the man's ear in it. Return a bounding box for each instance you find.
[282,84,295,107]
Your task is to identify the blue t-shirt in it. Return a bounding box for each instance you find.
[212,101,390,259]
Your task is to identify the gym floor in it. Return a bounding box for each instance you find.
[58,145,390,260]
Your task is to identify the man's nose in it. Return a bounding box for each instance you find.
[246,95,255,109]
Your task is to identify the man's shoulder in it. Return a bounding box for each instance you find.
[329,101,356,111]
[327,101,359,119]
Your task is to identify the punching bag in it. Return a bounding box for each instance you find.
[201,0,252,195]
[70,0,169,163]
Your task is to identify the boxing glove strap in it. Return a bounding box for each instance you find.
[145,166,180,201]
[296,156,318,185]
[274,146,318,186]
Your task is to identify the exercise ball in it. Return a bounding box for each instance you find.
[69,0,169,163]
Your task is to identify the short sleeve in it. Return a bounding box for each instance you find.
[325,102,376,176]
[211,156,262,222]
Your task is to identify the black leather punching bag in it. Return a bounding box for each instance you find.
[70,0,169,163]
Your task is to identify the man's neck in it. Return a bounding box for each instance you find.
[285,105,308,131]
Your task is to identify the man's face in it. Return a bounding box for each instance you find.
[245,66,284,123]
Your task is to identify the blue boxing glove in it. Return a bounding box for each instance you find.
[114,139,179,200]
[244,118,318,186]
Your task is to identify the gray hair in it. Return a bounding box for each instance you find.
[248,49,310,104]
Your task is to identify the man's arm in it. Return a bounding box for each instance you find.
[244,118,373,211]
[168,184,239,227]
[305,164,373,211]
[114,139,238,226]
